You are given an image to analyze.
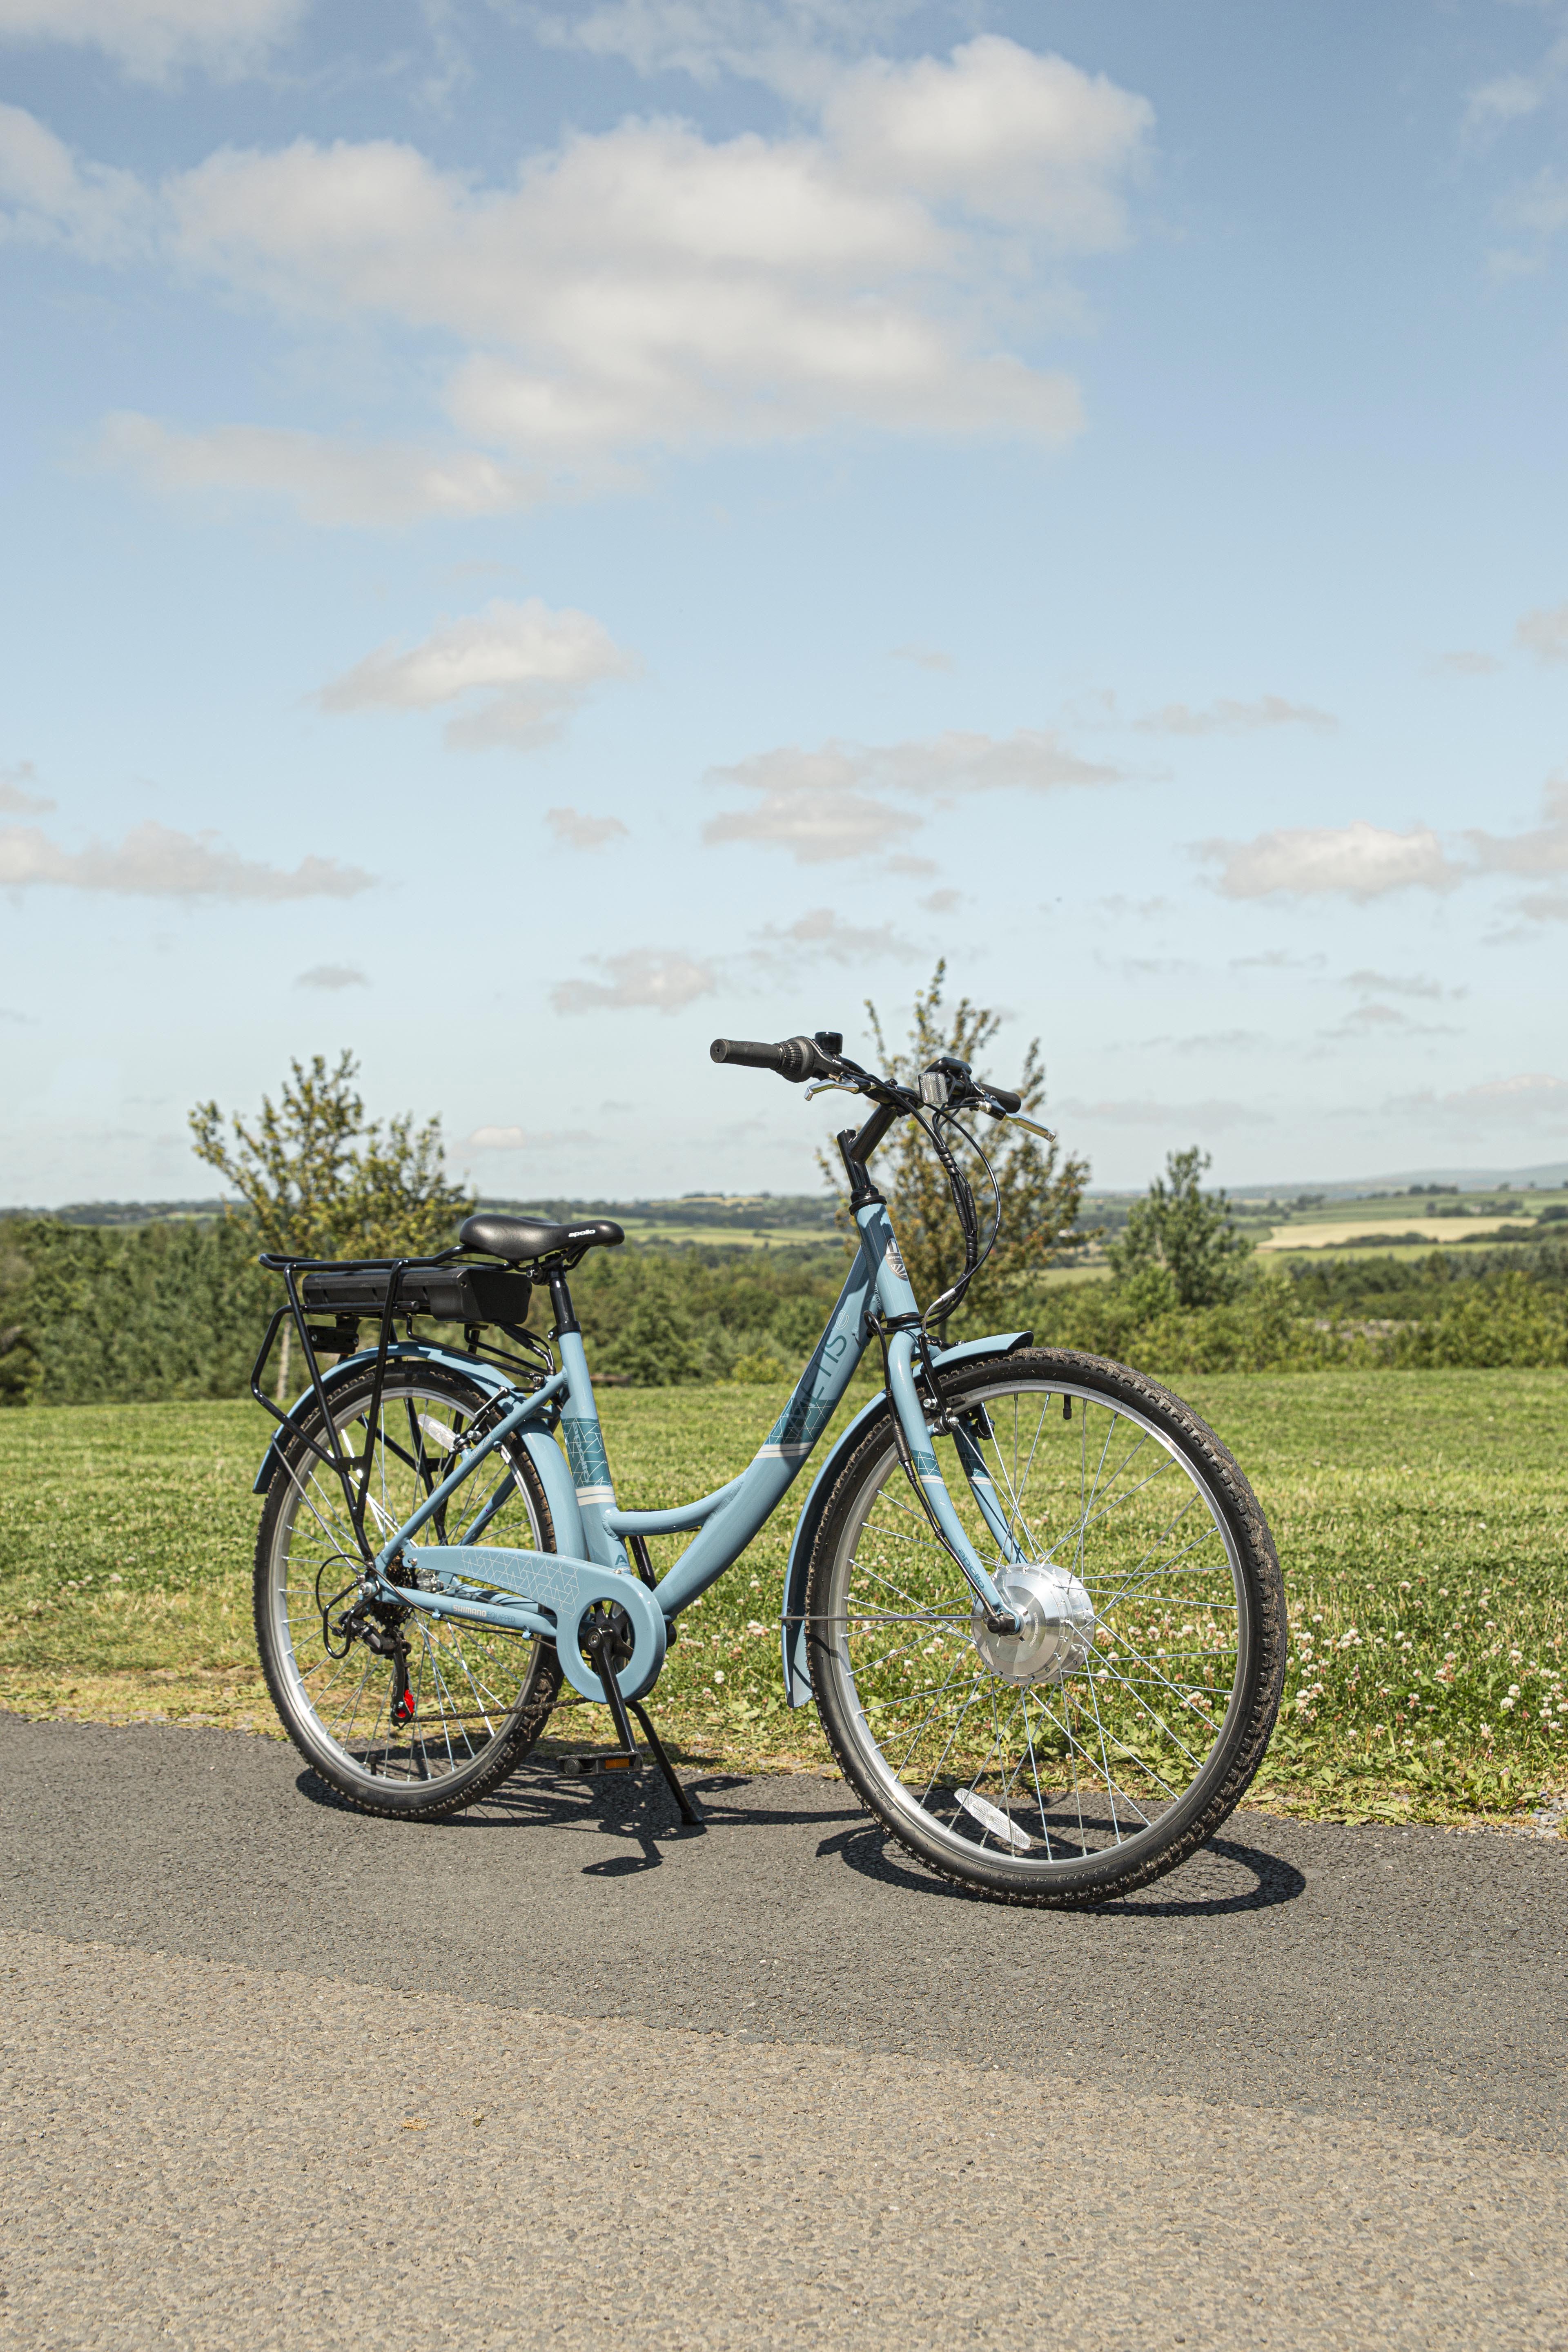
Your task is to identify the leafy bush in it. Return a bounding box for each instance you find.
[1388,1270,1568,1370]
[0,1215,279,1405]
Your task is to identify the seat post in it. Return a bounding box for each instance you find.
[546,1267,578,1334]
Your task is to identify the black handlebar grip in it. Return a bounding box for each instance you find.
[989,1086,1023,1114]
[710,1036,788,1072]
[709,1035,822,1082]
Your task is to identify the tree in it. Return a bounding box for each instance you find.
[826,963,1090,1335]
[0,1225,42,1406]
[1107,1146,1253,1312]
[189,1052,473,1396]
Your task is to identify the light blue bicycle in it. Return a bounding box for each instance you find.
[250,1029,1286,1907]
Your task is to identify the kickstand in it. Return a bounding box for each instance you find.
[588,1631,702,1827]
[628,1700,702,1826]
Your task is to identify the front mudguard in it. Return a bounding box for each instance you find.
[779,1331,1033,1706]
[251,1343,585,1564]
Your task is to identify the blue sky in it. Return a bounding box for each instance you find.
[3,0,1568,1204]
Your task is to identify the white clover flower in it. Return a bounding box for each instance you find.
[1509,1683,1521,1696]
[713,1670,725,1684]
[1501,1697,1515,1711]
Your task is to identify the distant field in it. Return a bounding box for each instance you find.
[1258,1215,1535,1251]
[606,1218,835,1250]
[1,1371,1562,1829]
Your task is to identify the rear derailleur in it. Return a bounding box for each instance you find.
[319,1561,417,1725]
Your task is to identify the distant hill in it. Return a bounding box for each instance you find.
[8,1163,1568,1228]
[0,1192,839,1241]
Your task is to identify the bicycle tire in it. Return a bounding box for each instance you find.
[254,1361,563,1819]
[805,1347,1286,1907]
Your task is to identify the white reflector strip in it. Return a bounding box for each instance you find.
[955,1786,1034,1851]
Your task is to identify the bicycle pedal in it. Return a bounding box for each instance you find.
[557,1751,640,1777]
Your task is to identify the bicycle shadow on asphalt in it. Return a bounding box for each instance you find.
[816,1818,1307,1916]
[294,1761,863,1880]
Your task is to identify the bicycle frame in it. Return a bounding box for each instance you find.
[267,1191,1024,1714]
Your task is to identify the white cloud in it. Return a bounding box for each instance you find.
[0,101,149,261]
[0,0,305,81]
[315,598,634,750]
[704,774,906,865]
[547,807,630,851]
[705,727,1125,863]
[1466,776,1568,877]
[920,886,961,914]
[98,414,552,528]
[1516,600,1568,664]
[1466,28,1568,140]
[0,761,53,815]
[551,901,915,1013]
[1205,821,1464,902]
[1129,1029,1269,1055]
[1321,1003,1460,1042]
[1135,695,1336,737]
[30,38,1149,519]
[551,947,718,1015]
[1055,1095,1270,1131]
[891,642,954,673]
[752,906,919,966]
[467,1124,598,1151]
[1468,71,1552,137]
[1390,1074,1568,1132]
[0,820,372,899]
[1230,949,1326,972]
[1343,969,1448,1000]
[295,963,367,989]
[823,38,1152,245]
[1210,783,1568,910]
[530,0,922,96]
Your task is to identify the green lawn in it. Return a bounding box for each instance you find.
[1,1370,1563,1826]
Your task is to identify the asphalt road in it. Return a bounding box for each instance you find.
[2,1713,1566,2350]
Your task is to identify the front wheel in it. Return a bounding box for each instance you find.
[806,1348,1286,1907]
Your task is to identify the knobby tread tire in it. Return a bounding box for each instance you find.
[805,1346,1287,1908]
[254,1362,564,1821]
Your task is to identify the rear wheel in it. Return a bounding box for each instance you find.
[806,1348,1286,1907]
[254,1361,563,1818]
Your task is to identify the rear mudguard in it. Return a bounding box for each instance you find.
[780,1331,1033,1706]
[251,1343,585,1562]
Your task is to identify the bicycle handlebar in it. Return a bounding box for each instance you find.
[710,1033,1026,1116]
[709,1034,824,1083]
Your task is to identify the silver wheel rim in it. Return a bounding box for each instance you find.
[820,1377,1250,1876]
[264,1374,550,1793]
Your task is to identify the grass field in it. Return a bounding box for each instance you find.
[1,1370,1563,1829]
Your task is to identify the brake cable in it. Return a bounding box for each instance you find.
[915,1101,1004,1339]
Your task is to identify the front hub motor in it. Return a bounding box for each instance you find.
[970,1565,1096,1686]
